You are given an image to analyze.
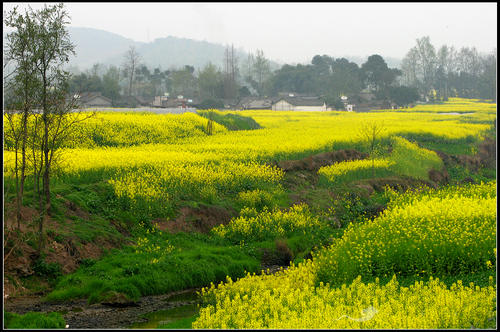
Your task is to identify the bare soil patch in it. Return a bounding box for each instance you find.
[276,149,368,172]
[3,201,125,298]
[153,204,237,234]
[434,138,496,172]
[354,176,437,192]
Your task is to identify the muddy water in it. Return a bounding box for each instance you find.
[129,290,200,329]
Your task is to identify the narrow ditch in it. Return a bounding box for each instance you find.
[4,265,288,329]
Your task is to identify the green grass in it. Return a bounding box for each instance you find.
[4,311,66,329]
[157,314,199,329]
[197,110,261,131]
[387,136,443,180]
[44,232,260,304]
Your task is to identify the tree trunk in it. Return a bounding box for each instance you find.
[18,106,29,228]
[14,142,20,230]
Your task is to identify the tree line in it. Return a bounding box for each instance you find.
[401,36,496,101]
[66,36,496,109]
[66,47,415,108]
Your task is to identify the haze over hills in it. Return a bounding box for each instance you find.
[4,26,402,72]
[65,27,403,72]
[66,27,276,72]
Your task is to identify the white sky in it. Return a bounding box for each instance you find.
[3,2,497,63]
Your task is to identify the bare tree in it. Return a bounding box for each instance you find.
[415,36,437,98]
[436,45,456,100]
[223,44,239,100]
[401,47,419,88]
[4,5,41,229]
[357,121,386,178]
[123,45,141,97]
[253,49,271,96]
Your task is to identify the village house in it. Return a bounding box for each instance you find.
[163,95,196,108]
[135,96,153,107]
[237,97,274,110]
[152,95,169,107]
[74,92,112,108]
[271,94,327,112]
[344,92,394,112]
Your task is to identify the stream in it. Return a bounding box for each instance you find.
[4,266,285,329]
[4,288,201,329]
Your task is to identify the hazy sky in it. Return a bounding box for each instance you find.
[3,2,497,63]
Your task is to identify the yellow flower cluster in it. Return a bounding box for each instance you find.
[5,101,492,176]
[212,204,321,242]
[194,261,496,329]
[133,236,175,264]
[3,99,495,223]
[374,97,496,114]
[315,181,496,285]
[318,136,443,184]
[318,158,394,185]
[108,161,283,206]
[388,136,443,180]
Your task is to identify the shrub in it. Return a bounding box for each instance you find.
[212,204,323,243]
[33,258,62,278]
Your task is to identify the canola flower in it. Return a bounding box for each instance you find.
[315,181,496,286]
[194,180,497,329]
[373,97,496,114]
[212,204,322,242]
[3,99,495,220]
[193,260,496,329]
[318,136,443,185]
[318,158,394,185]
[387,136,443,180]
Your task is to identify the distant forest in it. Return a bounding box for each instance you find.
[63,35,498,108]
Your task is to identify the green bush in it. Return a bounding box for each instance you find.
[212,204,324,243]
[33,258,62,278]
[197,110,261,131]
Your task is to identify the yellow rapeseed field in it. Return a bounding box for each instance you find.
[193,181,497,329]
[193,261,496,329]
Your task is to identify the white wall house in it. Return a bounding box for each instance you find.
[271,96,327,111]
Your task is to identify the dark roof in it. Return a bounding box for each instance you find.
[274,96,325,106]
[135,96,153,105]
[76,92,112,104]
[239,97,273,109]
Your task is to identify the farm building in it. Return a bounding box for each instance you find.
[238,97,274,110]
[271,95,327,111]
[153,95,169,107]
[75,92,112,108]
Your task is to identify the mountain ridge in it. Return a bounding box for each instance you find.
[5,26,402,72]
